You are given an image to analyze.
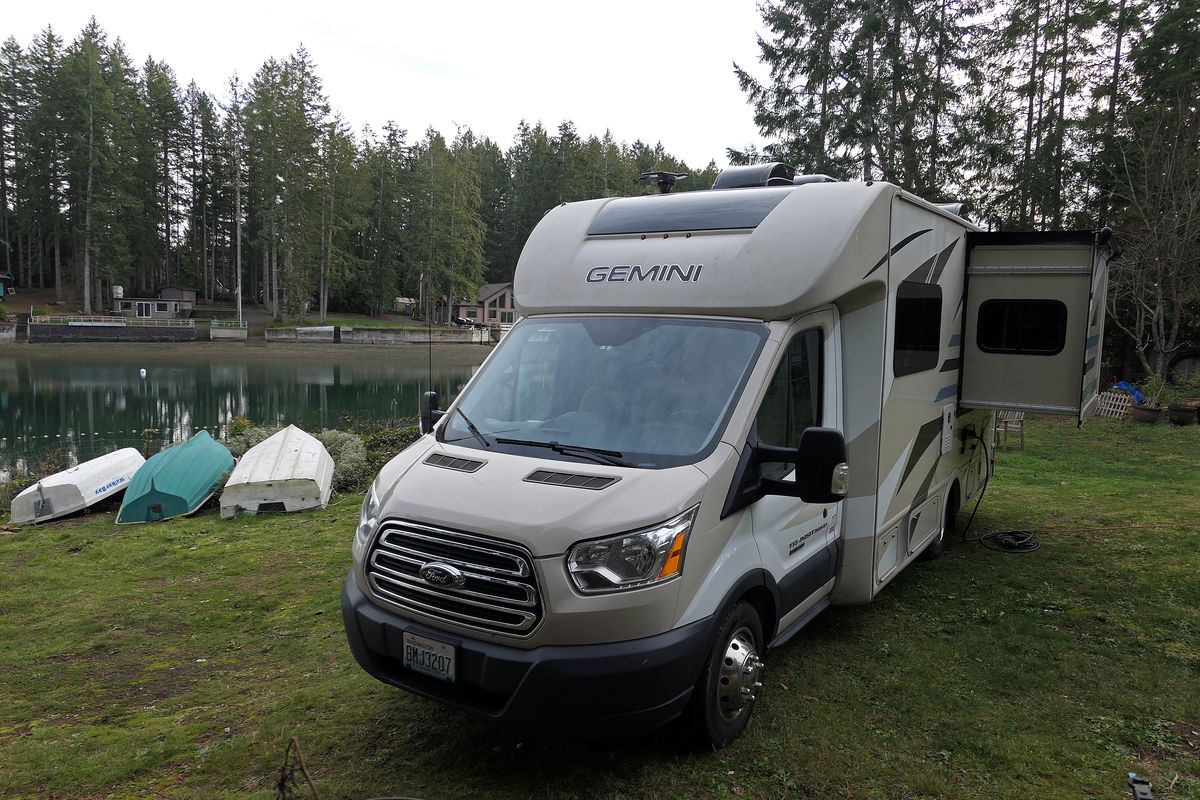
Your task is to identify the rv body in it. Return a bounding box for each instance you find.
[342,174,1111,745]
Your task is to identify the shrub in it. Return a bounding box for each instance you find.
[362,425,421,461]
[1173,370,1200,401]
[227,416,253,438]
[317,429,370,493]
[226,425,282,458]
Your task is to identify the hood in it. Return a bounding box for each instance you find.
[374,436,713,557]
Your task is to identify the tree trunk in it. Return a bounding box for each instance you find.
[1099,0,1127,225]
[1022,0,1041,226]
[234,172,242,323]
[82,102,94,315]
[863,30,876,180]
[1053,0,1070,228]
[53,225,62,304]
[929,0,947,190]
[271,236,279,320]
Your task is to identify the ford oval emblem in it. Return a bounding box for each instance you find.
[419,562,465,589]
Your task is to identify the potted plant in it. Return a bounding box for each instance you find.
[1167,372,1200,425]
[1130,375,1169,423]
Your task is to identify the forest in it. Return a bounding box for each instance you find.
[0,3,1197,375]
[736,0,1199,376]
[0,20,716,323]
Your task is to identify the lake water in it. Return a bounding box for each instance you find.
[0,347,485,474]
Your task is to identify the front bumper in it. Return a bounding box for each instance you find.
[341,572,712,735]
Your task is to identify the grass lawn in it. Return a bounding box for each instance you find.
[1,417,1198,799]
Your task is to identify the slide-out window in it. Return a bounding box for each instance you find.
[894,281,942,376]
[978,299,1067,355]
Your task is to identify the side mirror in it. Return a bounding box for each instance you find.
[420,391,440,434]
[759,427,848,504]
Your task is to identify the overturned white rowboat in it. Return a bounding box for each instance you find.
[220,425,334,519]
[10,447,146,525]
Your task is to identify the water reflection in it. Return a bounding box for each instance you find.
[0,352,482,472]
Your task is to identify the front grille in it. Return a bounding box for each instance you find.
[366,520,542,636]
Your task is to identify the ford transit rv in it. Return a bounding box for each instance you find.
[342,164,1113,746]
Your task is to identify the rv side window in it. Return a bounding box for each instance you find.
[977,299,1068,355]
[894,281,942,376]
[756,330,821,478]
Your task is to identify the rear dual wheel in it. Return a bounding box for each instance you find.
[685,600,765,748]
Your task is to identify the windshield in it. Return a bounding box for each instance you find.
[438,316,767,469]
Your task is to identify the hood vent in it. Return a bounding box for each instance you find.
[524,469,619,490]
[424,453,486,473]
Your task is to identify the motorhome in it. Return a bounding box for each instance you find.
[341,163,1113,746]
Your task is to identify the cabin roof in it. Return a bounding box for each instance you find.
[514,182,907,320]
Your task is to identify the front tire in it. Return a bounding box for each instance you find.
[685,600,765,748]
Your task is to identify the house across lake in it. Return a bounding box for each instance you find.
[112,285,196,319]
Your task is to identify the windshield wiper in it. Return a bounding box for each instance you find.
[494,437,634,467]
[452,408,491,448]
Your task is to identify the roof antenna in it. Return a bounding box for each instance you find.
[639,171,688,194]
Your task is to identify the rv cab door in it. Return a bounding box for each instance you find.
[959,230,1111,424]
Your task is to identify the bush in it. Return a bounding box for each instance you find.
[362,425,421,462]
[317,429,370,493]
[1173,370,1200,401]
[227,416,253,438]
[226,425,282,458]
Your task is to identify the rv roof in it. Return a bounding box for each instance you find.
[587,186,795,235]
[516,181,959,320]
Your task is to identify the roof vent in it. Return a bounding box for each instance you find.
[936,202,969,220]
[424,453,486,473]
[792,174,839,185]
[524,470,620,491]
[712,162,796,190]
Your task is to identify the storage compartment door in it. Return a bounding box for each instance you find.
[960,231,1110,422]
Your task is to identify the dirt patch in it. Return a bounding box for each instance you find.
[1139,721,1200,763]
[42,647,207,712]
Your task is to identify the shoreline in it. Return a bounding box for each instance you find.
[0,340,494,363]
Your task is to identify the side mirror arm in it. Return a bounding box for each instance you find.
[720,426,849,518]
[420,391,444,435]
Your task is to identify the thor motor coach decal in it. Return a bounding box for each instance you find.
[585,264,703,283]
[94,476,127,495]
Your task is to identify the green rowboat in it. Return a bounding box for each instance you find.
[117,431,235,524]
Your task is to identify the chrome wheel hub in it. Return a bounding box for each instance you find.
[716,625,763,721]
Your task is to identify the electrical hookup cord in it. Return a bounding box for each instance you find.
[958,427,1041,554]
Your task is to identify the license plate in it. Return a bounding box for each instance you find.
[402,632,456,682]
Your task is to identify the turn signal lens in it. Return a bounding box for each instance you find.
[658,530,688,579]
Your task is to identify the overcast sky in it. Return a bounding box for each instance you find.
[7,0,769,169]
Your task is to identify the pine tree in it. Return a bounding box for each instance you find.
[0,37,26,278]
[137,58,183,291]
[21,27,69,297]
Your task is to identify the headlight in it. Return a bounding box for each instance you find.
[566,507,696,593]
[352,481,382,563]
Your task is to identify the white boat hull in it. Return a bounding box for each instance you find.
[10,448,146,525]
[220,425,334,519]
